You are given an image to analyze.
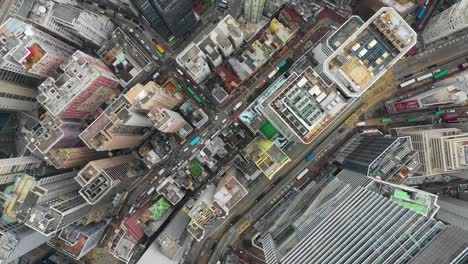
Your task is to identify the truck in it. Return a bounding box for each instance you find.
[268,68,278,79]
[233,101,243,111]
[306,152,316,161]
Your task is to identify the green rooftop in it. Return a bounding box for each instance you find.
[391,190,428,215]
[149,197,171,220]
[259,121,278,140]
[190,159,203,177]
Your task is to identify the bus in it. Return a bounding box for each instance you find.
[296,168,309,181]
[381,118,392,123]
[267,69,278,79]
[407,118,417,122]
[434,69,449,79]
[416,73,433,82]
[306,152,316,161]
[416,6,426,20]
[187,86,203,104]
[399,79,415,88]
[155,49,164,58]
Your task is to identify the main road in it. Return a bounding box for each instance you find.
[183,94,361,263]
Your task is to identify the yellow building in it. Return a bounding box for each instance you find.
[245,138,291,180]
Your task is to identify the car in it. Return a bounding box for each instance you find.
[221,118,227,124]
[183,147,189,152]
[214,114,219,121]
[152,72,160,79]
[92,2,99,6]
[140,39,145,44]
[177,69,184,76]
[129,28,134,33]
[116,12,123,17]
[146,46,150,50]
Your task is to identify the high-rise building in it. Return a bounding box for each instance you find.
[24,115,82,156]
[335,134,420,183]
[244,0,266,22]
[37,51,121,119]
[261,178,446,264]
[75,155,146,205]
[148,108,187,133]
[79,96,152,151]
[0,82,36,112]
[422,0,468,44]
[0,220,50,264]
[98,28,157,88]
[125,81,182,111]
[130,0,196,39]
[16,0,115,47]
[47,147,108,169]
[15,171,110,236]
[49,220,110,260]
[0,18,74,79]
[394,126,468,176]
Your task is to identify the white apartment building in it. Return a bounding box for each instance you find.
[20,0,115,46]
[422,0,468,44]
[0,18,74,79]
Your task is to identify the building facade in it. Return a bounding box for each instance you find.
[422,0,468,44]
[244,0,266,22]
[79,96,152,151]
[130,0,196,39]
[0,220,50,264]
[37,51,121,119]
[0,82,36,112]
